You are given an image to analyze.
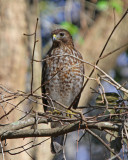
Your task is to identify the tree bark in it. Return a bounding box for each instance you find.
[0,0,47,160]
[0,0,29,159]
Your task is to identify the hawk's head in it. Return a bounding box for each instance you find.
[51,29,74,47]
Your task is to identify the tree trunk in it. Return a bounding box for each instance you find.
[25,1,53,160]
[0,0,29,159]
[0,0,50,160]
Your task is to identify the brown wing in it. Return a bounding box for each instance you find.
[41,48,53,112]
[41,57,48,112]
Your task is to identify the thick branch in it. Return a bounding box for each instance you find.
[1,119,120,141]
[0,116,47,136]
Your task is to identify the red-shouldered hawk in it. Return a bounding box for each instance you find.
[42,29,84,159]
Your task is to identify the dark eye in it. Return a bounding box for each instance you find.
[60,32,64,36]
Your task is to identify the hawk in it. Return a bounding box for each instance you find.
[41,29,84,157]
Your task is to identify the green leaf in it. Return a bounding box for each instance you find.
[97,1,109,11]
[60,22,79,36]
[97,0,123,13]
[110,0,123,13]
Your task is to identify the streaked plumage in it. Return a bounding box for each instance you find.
[41,29,84,158]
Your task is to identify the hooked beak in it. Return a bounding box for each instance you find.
[53,34,58,41]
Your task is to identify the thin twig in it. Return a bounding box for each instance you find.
[4,138,50,155]
[31,18,39,94]
[99,43,128,60]
[24,18,39,95]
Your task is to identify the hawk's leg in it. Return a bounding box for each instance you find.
[53,110,63,115]
[66,109,76,118]
[47,109,76,118]
[46,110,63,115]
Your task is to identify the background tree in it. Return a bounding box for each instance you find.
[0,0,43,160]
[0,0,128,160]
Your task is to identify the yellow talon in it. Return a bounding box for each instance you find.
[47,109,76,117]
[66,110,76,118]
[46,110,62,115]
[52,110,62,115]
[46,111,52,114]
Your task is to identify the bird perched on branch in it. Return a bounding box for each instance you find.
[41,29,84,159]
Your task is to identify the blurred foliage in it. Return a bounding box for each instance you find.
[106,129,128,158]
[96,92,120,106]
[96,92,127,117]
[106,133,122,154]
[39,1,48,12]
[97,0,123,13]
[60,22,85,45]
[97,91,127,157]
[60,21,79,36]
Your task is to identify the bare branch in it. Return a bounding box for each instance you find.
[1,120,120,140]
